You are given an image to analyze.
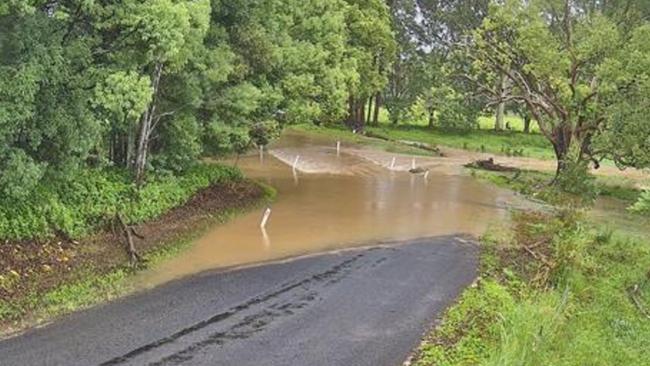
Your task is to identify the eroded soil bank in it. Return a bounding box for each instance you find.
[0,179,267,335]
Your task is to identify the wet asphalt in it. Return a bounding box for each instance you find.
[0,236,478,366]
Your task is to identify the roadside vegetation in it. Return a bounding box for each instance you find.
[412,209,650,366]
[0,181,275,332]
[0,164,242,241]
[468,169,642,206]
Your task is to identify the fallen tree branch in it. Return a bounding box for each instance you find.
[465,158,519,172]
[116,213,143,266]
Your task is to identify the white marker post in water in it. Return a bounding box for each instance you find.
[411,158,416,170]
[260,207,272,229]
[293,155,300,171]
[390,157,396,169]
[424,171,430,180]
[336,141,341,156]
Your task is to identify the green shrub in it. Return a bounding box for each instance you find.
[630,190,650,215]
[0,164,242,241]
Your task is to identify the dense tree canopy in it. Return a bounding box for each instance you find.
[1,0,649,199]
[0,0,394,196]
[465,0,650,176]
[383,0,488,129]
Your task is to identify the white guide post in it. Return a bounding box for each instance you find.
[390,157,396,169]
[292,155,300,171]
[260,207,272,229]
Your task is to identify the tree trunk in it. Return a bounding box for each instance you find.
[356,100,365,131]
[134,62,163,184]
[551,125,572,182]
[427,107,435,128]
[495,73,506,131]
[116,213,143,265]
[347,95,355,126]
[372,93,381,126]
[523,115,531,133]
[366,96,373,124]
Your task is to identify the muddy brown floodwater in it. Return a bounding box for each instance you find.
[137,131,527,287]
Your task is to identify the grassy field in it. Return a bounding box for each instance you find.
[366,106,538,133]
[365,124,554,160]
[291,122,554,160]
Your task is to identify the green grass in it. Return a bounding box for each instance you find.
[366,124,554,160]
[373,103,539,133]
[469,168,641,204]
[414,211,650,366]
[476,114,539,133]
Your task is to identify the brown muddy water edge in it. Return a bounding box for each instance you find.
[0,180,268,335]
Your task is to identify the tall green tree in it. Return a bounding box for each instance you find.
[344,0,396,130]
[467,0,650,178]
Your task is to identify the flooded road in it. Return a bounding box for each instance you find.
[138,131,522,287]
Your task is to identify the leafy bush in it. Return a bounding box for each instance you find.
[630,190,650,215]
[0,164,242,241]
[249,120,281,147]
[0,149,46,200]
[437,93,480,131]
[554,157,598,203]
[152,113,203,174]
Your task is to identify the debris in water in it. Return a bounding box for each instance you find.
[465,158,518,172]
[409,167,427,174]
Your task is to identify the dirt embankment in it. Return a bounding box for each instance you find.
[0,180,265,315]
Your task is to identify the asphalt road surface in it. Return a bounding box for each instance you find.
[0,236,478,366]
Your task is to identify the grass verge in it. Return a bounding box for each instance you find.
[411,209,650,366]
[468,168,641,205]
